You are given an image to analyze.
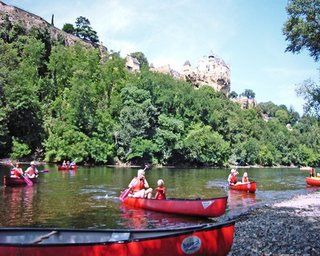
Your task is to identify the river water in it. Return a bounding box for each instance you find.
[0,165,316,229]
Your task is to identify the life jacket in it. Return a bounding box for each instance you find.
[155,187,166,200]
[26,167,37,176]
[132,178,145,192]
[11,168,21,177]
[230,175,237,184]
[242,177,249,183]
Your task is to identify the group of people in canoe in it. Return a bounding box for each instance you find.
[10,161,39,179]
[227,168,250,185]
[61,160,76,169]
[127,167,166,200]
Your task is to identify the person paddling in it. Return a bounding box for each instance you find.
[25,161,39,178]
[10,162,24,178]
[228,169,239,185]
[128,167,153,199]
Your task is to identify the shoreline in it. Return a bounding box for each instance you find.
[228,191,320,255]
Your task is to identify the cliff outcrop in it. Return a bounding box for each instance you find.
[0,1,105,50]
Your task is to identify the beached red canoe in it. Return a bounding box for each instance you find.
[3,176,38,187]
[122,196,227,218]
[306,177,320,186]
[229,181,256,193]
[0,221,235,256]
[57,165,78,171]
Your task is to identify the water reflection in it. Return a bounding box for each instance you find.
[227,189,257,217]
[119,205,212,229]
[4,186,37,226]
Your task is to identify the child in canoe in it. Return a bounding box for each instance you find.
[242,172,249,183]
[155,179,166,200]
[10,162,24,178]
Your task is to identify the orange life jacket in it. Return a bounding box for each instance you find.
[11,168,21,177]
[155,187,166,200]
[230,175,237,184]
[132,178,145,192]
[26,167,37,176]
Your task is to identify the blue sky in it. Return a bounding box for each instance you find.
[4,0,319,114]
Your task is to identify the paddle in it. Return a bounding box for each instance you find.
[8,160,33,186]
[119,164,151,202]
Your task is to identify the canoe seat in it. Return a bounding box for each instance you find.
[109,232,130,242]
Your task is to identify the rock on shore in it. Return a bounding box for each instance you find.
[228,192,320,255]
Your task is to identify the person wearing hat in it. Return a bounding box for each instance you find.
[228,169,239,185]
[128,167,153,199]
[25,161,39,178]
[154,179,166,200]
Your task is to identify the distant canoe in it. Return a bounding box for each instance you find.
[0,221,235,256]
[306,177,320,187]
[122,196,227,218]
[229,181,256,193]
[3,176,38,187]
[57,165,77,171]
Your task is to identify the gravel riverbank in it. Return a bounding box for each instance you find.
[228,191,320,255]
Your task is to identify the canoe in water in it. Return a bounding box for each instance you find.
[57,165,78,171]
[229,181,256,193]
[3,176,38,187]
[306,177,320,186]
[122,196,227,218]
[0,221,235,256]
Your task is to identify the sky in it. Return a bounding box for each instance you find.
[4,0,319,114]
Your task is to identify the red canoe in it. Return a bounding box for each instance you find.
[306,177,320,186]
[57,165,78,171]
[229,181,256,193]
[3,176,38,187]
[0,221,235,256]
[122,196,227,218]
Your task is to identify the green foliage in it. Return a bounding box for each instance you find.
[10,138,31,159]
[283,0,320,61]
[130,52,149,70]
[296,79,320,118]
[241,89,255,99]
[75,16,99,43]
[62,23,75,34]
[1,18,319,166]
[181,124,230,166]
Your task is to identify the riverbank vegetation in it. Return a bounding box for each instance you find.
[0,13,319,167]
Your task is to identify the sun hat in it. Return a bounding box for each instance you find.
[137,169,145,177]
[30,161,36,165]
[157,179,164,186]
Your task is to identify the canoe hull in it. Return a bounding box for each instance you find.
[122,196,227,218]
[3,176,38,187]
[306,177,320,186]
[229,181,256,193]
[0,222,235,256]
[57,165,78,171]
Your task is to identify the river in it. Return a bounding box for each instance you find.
[0,165,316,229]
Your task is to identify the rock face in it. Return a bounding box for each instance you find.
[181,53,231,95]
[0,0,105,50]
[150,53,231,95]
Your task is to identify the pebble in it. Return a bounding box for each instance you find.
[228,191,320,255]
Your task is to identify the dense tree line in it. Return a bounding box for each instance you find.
[0,17,320,167]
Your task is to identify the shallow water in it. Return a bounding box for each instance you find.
[0,165,317,229]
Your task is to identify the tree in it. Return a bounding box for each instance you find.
[283,0,320,61]
[241,89,255,99]
[62,23,75,34]
[130,52,149,70]
[296,79,320,118]
[75,16,99,43]
[229,91,238,99]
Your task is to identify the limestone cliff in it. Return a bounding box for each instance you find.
[181,53,231,95]
[0,0,105,50]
